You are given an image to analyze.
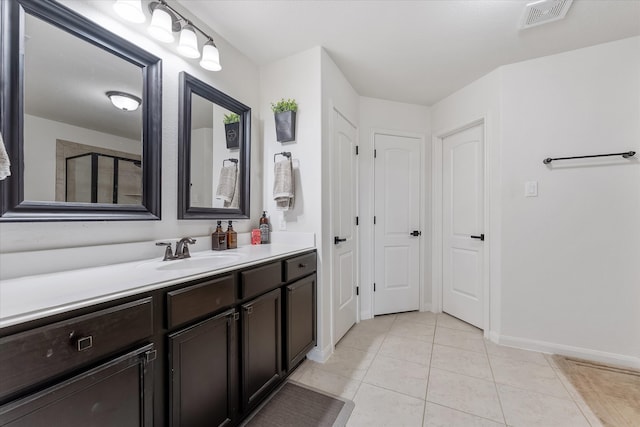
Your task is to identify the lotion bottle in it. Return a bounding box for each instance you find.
[259,211,270,244]
[226,221,237,249]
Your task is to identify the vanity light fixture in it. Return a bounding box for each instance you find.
[106,91,142,112]
[114,0,222,71]
[113,0,146,24]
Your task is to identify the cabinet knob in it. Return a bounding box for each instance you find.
[298,263,308,268]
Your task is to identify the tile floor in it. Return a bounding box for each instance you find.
[289,312,603,427]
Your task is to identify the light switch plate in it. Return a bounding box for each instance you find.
[525,181,538,197]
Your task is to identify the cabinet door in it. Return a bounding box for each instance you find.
[285,274,317,371]
[0,344,154,427]
[168,309,237,427]
[241,288,282,411]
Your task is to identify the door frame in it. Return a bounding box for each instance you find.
[328,104,360,347]
[370,128,427,316]
[432,116,492,337]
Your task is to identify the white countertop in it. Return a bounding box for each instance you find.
[0,241,314,329]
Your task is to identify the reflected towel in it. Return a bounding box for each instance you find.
[273,158,294,211]
[215,164,237,203]
[225,168,240,209]
[0,132,10,181]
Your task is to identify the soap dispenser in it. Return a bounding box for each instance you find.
[212,221,227,251]
[226,221,237,249]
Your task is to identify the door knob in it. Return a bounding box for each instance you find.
[470,234,485,241]
[410,230,422,237]
[334,236,347,245]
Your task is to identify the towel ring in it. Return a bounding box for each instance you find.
[223,158,238,167]
[274,152,291,162]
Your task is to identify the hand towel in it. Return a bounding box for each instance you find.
[273,158,294,211]
[225,168,240,209]
[215,164,237,203]
[0,132,11,181]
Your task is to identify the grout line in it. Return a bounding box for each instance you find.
[422,313,439,425]
[485,333,509,425]
[424,401,509,426]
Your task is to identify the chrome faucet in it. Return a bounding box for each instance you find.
[175,237,196,259]
[156,237,197,261]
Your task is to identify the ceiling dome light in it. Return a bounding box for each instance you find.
[177,25,200,59]
[200,40,222,71]
[113,0,146,24]
[148,4,174,43]
[106,91,142,112]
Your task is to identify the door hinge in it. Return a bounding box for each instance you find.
[356,145,359,155]
[144,349,157,364]
[373,283,376,292]
[373,216,376,225]
[356,216,359,225]
[374,149,377,158]
[356,286,359,296]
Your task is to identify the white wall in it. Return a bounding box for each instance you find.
[321,49,359,357]
[498,36,640,365]
[430,36,640,367]
[23,115,141,201]
[0,0,262,274]
[358,97,431,319]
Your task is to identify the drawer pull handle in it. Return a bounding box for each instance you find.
[246,306,253,315]
[76,336,93,352]
[298,263,308,268]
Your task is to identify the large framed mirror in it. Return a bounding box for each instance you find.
[0,0,162,221]
[178,72,251,219]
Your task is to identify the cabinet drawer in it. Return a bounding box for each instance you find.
[240,262,282,300]
[167,275,235,329]
[0,297,153,401]
[284,252,316,282]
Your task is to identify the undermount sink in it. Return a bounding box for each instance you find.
[138,251,244,271]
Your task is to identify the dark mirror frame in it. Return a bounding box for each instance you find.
[178,72,251,220]
[0,0,162,222]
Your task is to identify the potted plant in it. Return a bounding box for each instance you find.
[271,98,297,142]
[223,113,240,149]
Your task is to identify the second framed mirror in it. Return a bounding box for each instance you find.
[178,72,251,219]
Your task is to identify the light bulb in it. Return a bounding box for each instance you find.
[200,41,222,71]
[113,0,146,24]
[177,25,200,59]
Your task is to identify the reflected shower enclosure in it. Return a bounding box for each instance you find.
[65,153,142,204]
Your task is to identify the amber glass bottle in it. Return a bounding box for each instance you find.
[211,221,227,251]
[226,221,237,249]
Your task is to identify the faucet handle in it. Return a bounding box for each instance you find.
[156,242,175,261]
[180,238,196,258]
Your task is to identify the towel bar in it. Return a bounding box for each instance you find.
[543,151,635,164]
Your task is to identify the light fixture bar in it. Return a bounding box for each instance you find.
[148,1,217,50]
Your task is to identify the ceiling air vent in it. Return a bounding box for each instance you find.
[519,0,574,29]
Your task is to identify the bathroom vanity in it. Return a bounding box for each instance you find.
[0,245,317,427]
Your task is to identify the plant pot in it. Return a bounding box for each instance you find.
[274,110,296,142]
[225,122,240,149]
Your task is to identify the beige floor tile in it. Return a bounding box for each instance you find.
[287,359,309,382]
[388,319,436,342]
[497,384,590,427]
[426,368,504,423]
[431,344,493,380]
[318,346,376,381]
[297,365,361,400]
[363,354,429,399]
[434,326,487,354]
[347,383,425,427]
[490,355,571,399]
[378,334,433,366]
[337,328,387,353]
[485,341,550,366]
[394,310,438,325]
[423,402,506,426]
[356,314,397,332]
[437,313,482,333]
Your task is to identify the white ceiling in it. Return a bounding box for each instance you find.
[179,0,640,106]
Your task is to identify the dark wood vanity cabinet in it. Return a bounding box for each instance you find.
[168,309,238,427]
[284,273,317,370]
[241,288,282,411]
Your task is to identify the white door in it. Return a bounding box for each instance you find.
[374,133,421,315]
[442,124,484,328]
[332,111,358,344]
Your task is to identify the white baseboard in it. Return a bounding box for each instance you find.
[421,303,433,312]
[306,343,333,363]
[360,310,373,321]
[496,333,640,370]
